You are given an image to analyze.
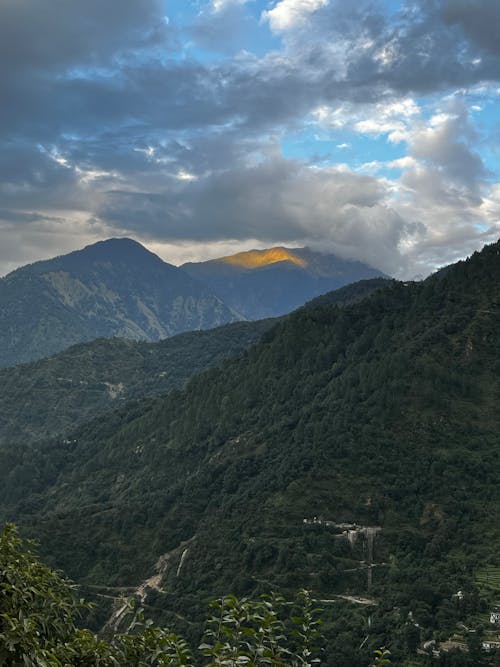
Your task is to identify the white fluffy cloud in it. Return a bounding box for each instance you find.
[308,93,499,275]
[212,0,250,12]
[262,0,329,33]
[313,98,421,141]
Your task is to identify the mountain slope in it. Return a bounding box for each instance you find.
[0,238,240,368]
[0,278,387,450]
[0,320,274,449]
[182,246,388,319]
[2,242,499,664]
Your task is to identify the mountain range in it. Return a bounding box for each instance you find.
[0,238,238,368]
[182,246,387,319]
[0,278,388,450]
[0,239,387,368]
[1,240,498,666]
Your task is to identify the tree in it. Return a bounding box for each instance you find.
[371,647,391,666]
[0,523,86,665]
[200,591,322,666]
[0,524,323,666]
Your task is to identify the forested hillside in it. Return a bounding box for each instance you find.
[0,278,387,450]
[1,242,499,666]
[0,320,273,448]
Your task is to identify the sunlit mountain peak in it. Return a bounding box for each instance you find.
[219,247,307,269]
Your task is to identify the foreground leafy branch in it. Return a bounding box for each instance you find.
[0,524,323,665]
[200,591,322,665]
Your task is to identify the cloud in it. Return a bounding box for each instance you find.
[275,0,500,99]
[262,0,329,33]
[0,0,173,75]
[0,142,81,210]
[0,212,105,278]
[442,0,500,56]
[190,1,257,54]
[401,100,488,203]
[94,155,421,275]
[381,99,499,274]
[0,0,499,279]
[313,97,421,141]
[212,0,251,11]
[388,157,417,170]
[3,1,500,147]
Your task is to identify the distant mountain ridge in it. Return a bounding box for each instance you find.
[218,247,307,269]
[182,246,388,319]
[0,238,240,368]
[0,239,390,368]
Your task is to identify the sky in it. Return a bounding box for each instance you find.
[0,0,499,278]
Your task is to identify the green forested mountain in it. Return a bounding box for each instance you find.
[1,242,499,665]
[303,277,391,309]
[0,279,386,450]
[182,246,388,319]
[0,238,240,368]
[0,320,274,448]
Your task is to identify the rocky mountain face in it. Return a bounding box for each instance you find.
[182,246,388,319]
[0,238,240,368]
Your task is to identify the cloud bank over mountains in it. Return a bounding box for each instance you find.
[0,0,499,277]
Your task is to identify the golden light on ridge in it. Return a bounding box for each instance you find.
[219,247,307,269]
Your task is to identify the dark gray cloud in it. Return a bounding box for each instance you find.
[3,0,499,147]
[0,142,80,210]
[3,0,497,145]
[442,0,500,56]
[283,0,500,100]
[0,0,172,74]
[95,156,418,274]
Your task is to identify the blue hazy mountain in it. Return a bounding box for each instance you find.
[0,238,240,367]
[182,246,388,319]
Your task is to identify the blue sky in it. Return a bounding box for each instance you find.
[0,0,499,277]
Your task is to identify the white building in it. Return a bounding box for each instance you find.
[490,610,500,625]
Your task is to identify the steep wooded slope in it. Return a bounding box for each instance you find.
[0,320,274,448]
[0,279,387,450]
